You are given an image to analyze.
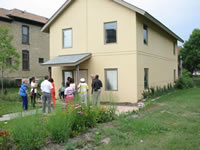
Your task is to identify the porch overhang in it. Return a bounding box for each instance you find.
[42,53,92,67]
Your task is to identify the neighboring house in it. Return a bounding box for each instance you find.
[42,0,184,103]
[0,8,49,84]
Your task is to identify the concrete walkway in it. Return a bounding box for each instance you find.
[0,109,42,122]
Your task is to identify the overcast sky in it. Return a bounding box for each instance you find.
[1,0,200,45]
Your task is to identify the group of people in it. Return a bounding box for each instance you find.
[19,74,102,114]
[19,76,56,113]
[62,74,103,108]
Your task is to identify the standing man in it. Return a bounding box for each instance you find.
[41,75,53,113]
[92,75,102,106]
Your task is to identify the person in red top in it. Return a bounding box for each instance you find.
[49,78,56,108]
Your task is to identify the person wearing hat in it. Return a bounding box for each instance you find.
[77,78,88,105]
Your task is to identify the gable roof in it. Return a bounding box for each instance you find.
[41,0,184,42]
[0,8,48,25]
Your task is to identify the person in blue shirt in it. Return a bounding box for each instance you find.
[20,79,29,110]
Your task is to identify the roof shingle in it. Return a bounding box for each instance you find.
[0,8,48,24]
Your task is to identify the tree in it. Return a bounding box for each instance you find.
[179,29,200,75]
[0,27,20,94]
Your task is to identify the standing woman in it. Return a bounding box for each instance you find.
[30,77,37,108]
[49,78,56,108]
[20,79,29,110]
[70,78,76,95]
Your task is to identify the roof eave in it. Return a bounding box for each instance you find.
[113,0,184,43]
[7,14,46,25]
[41,0,74,33]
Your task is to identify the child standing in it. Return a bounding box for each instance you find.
[64,82,74,108]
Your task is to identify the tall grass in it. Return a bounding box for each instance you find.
[46,108,73,143]
[11,113,46,150]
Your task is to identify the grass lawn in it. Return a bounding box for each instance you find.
[0,88,43,116]
[94,88,200,150]
[0,100,43,117]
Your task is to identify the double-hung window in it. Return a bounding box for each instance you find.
[22,50,29,71]
[105,69,118,91]
[104,22,117,44]
[63,28,72,48]
[22,25,29,44]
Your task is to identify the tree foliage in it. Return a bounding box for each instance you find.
[0,26,20,92]
[180,29,200,75]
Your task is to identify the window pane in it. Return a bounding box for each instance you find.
[105,22,117,44]
[105,69,118,91]
[22,35,28,43]
[22,26,28,35]
[63,29,72,48]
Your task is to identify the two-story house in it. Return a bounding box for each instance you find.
[41,0,183,103]
[0,8,49,84]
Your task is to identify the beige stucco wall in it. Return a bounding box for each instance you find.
[49,0,179,103]
[0,20,49,80]
[50,0,138,103]
[136,14,178,99]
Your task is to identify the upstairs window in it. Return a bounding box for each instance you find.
[143,25,148,45]
[22,25,29,44]
[104,22,117,44]
[63,28,72,48]
[144,68,149,89]
[22,50,29,71]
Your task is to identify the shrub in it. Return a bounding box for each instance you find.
[142,84,175,99]
[96,105,117,123]
[0,88,21,102]
[70,102,96,134]
[46,109,73,143]
[0,79,18,88]
[11,114,46,150]
[175,69,194,89]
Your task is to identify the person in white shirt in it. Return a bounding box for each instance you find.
[41,75,53,113]
[69,78,76,94]
[30,77,37,108]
